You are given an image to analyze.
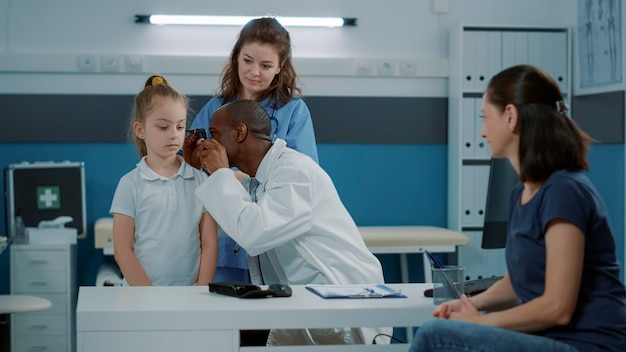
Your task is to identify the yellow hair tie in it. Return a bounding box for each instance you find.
[152,76,164,86]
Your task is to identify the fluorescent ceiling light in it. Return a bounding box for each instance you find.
[134,15,357,27]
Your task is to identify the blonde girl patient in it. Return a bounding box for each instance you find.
[110,75,218,286]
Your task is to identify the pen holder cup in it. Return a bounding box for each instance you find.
[432,266,464,305]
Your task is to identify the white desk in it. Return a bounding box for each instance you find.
[0,294,52,314]
[92,223,463,343]
[359,226,468,283]
[77,284,434,352]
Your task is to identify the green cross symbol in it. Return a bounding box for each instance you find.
[37,186,61,209]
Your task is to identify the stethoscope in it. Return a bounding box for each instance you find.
[269,107,278,142]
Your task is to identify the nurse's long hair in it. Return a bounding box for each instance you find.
[485,65,593,183]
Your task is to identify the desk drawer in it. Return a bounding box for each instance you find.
[13,335,67,352]
[21,292,67,315]
[13,313,67,336]
[79,330,235,352]
[13,272,67,293]
[13,249,67,272]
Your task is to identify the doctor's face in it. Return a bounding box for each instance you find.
[208,108,237,157]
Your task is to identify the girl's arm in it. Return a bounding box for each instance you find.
[450,219,584,332]
[196,212,218,285]
[112,213,152,286]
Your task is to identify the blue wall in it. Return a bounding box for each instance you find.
[0,142,623,293]
[0,143,448,291]
[586,144,625,272]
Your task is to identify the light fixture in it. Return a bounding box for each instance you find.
[134,15,357,27]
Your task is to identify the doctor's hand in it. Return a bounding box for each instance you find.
[183,134,202,169]
[198,139,230,174]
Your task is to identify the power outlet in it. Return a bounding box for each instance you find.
[125,56,144,72]
[399,59,417,76]
[377,59,396,76]
[101,56,121,72]
[355,60,374,76]
[76,55,97,72]
[433,0,449,13]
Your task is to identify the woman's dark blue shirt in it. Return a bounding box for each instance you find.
[507,170,626,351]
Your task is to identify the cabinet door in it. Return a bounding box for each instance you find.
[78,330,237,352]
[24,292,67,315]
[14,314,68,336]
[13,249,67,272]
[13,335,67,352]
[13,271,67,293]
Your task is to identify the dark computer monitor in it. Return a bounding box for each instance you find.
[481,158,519,249]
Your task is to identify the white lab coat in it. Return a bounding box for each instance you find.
[195,139,390,345]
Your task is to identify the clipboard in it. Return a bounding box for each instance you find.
[305,284,406,299]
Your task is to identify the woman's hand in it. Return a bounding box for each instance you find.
[434,294,479,320]
[448,295,480,322]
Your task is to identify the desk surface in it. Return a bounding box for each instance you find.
[0,294,52,314]
[77,284,435,331]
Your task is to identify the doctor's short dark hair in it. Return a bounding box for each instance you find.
[225,99,272,139]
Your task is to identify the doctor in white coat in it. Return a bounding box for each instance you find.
[192,99,390,346]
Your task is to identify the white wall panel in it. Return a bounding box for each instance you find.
[0,0,575,96]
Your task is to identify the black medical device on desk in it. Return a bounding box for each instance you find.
[209,281,292,298]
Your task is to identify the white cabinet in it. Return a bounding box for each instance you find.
[449,25,571,280]
[11,243,77,352]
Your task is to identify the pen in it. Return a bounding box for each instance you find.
[349,289,383,298]
[425,250,462,299]
[433,255,445,268]
[425,250,441,268]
